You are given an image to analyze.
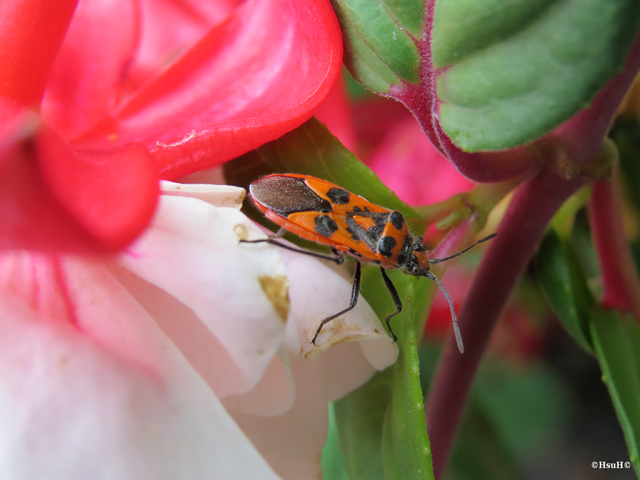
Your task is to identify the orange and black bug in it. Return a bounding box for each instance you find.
[241,173,496,353]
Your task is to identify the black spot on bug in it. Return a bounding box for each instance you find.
[326,188,351,205]
[374,215,387,228]
[348,248,362,257]
[389,211,404,230]
[367,214,387,239]
[346,226,360,242]
[364,206,370,212]
[368,225,383,239]
[315,215,339,238]
[352,205,363,213]
[378,236,397,257]
[373,259,381,265]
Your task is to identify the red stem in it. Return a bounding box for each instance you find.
[589,169,640,321]
[425,169,585,478]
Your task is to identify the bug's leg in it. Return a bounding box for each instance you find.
[379,267,402,343]
[312,260,361,345]
[241,228,343,264]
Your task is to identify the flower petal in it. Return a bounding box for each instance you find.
[117,194,289,397]
[318,341,377,402]
[36,126,159,250]
[231,359,328,480]
[0,290,281,479]
[0,0,78,107]
[0,113,95,252]
[41,0,138,139]
[75,0,343,179]
[222,348,295,416]
[129,0,241,92]
[367,118,475,206]
[278,249,398,362]
[160,179,245,208]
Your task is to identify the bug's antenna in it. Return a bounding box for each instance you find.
[425,272,464,354]
[428,233,497,265]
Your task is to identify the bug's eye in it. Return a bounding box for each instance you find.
[412,266,420,275]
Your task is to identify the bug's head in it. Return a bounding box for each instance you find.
[402,237,432,277]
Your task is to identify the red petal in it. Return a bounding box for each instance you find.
[41,0,139,139]
[0,0,78,108]
[127,0,241,94]
[75,0,343,179]
[36,127,159,250]
[314,77,358,154]
[0,102,94,252]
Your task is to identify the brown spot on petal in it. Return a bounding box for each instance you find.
[57,355,69,369]
[234,223,249,240]
[259,275,290,322]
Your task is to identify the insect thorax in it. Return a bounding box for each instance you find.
[399,235,431,276]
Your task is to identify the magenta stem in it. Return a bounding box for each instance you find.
[425,169,586,478]
[589,169,640,321]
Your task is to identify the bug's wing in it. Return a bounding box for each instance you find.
[250,174,392,258]
[285,209,392,258]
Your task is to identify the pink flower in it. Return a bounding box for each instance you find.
[364,107,475,207]
[1,0,398,477]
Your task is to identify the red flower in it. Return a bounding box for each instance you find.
[1,0,342,250]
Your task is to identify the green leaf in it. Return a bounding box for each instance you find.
[589,307,640,475]
[474,362,569,457]
[450,404,524,480]
[334,368,392,480]
[434,0,640,151]
[330,0,423,92]
[534,230,594,352]
[336,269,434,480]
[322,403,351,480]
[611,118,640,271]
[612,119,640,212]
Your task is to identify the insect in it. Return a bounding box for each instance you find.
[241,173,496,353]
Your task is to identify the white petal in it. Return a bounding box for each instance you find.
[281,250,398,363]
[117,195,289,397]
[230,360,328,480]
[222,347,295,416]
[318,341,377,402]
[0,290,281,480]
[160,180,245,208]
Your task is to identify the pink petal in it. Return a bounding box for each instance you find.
[0,290,281,478]
[314,77,358,154]
[367,118,475,206]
